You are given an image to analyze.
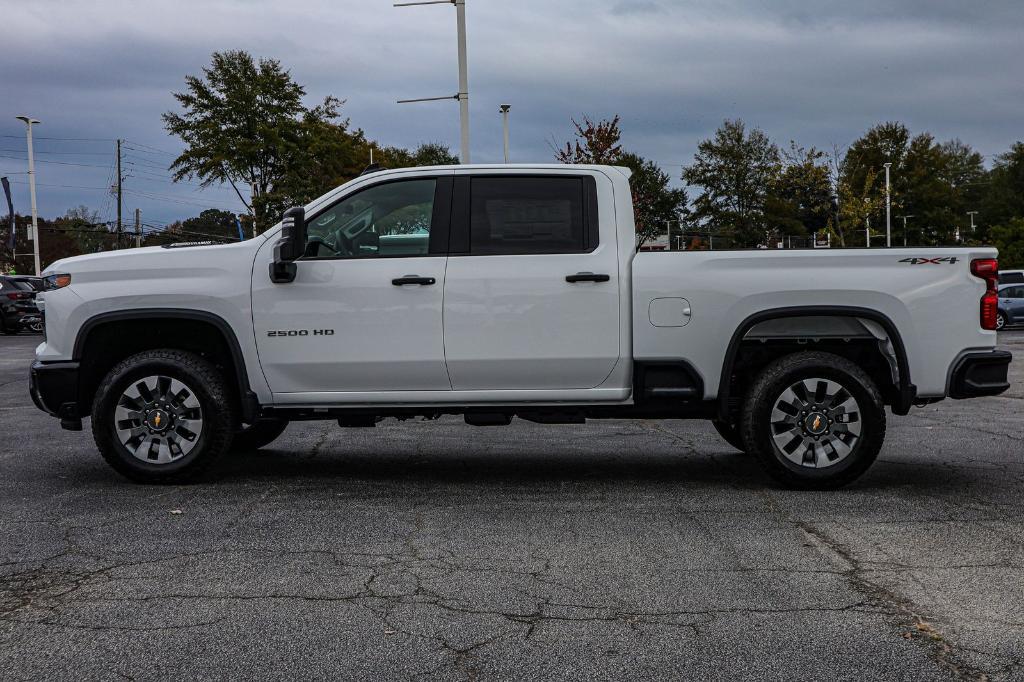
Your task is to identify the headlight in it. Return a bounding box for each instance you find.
[43,273,72,290]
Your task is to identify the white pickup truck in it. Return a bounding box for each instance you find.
[30,164,1011,487]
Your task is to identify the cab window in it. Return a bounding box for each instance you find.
[304,179,437,259]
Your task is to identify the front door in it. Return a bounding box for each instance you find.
[442,172,621,390]
[252,174,453,396]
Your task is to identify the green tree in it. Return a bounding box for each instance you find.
[840,124,986,246]
[163,50,340,232]
[682,119,781,245]
[981,142,1024,231]
[59,205,111,254]
[989,218,1024,269]
[555,115,623,164]
[554,115,687,247]
[618,152,688,248]
[765,143,833,239]
[180,209,242,241]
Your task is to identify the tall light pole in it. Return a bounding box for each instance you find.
[883,162,892,248]
[395,0,471,164]
[15,116,41,276]
[499,104,510,163]
[897,214,915,247]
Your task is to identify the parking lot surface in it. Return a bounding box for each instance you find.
[1,332,1022,680]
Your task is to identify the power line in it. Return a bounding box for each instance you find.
[0,148,113,156]
[6,179,110,190]
[0,154,114,169]
[124,188,242,209]
[123,140,178,156]
[0,134,113,141]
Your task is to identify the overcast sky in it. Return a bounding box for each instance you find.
[2,0,1022,226]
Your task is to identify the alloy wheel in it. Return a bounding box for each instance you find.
[114,375,204,464]
[769,377,861,468]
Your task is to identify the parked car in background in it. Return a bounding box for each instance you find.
[999,270,1024,285]
[998,283,1024,330]
[8,275,45,292]
[0,276,43,334]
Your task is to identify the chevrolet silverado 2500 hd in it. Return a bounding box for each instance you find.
[29,164,1012,487]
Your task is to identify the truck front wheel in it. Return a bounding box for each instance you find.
[91,349,236,483]
[740,351,886,489]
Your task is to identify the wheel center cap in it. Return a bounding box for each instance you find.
[147,410,171,432]
[805,411,828,435]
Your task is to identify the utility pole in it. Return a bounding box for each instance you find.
[883,162,892,247]
[499,104,511,163]
[897,214,915,247]
[15,116,41,276]
[115,139,122,250]
[395,0,471,163]
[134,208,141,248]
[866,215,871,248]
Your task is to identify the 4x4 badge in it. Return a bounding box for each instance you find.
[899,257,958,265]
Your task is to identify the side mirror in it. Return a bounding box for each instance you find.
[269,206,306,283]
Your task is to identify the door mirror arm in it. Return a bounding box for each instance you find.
[270,206,306,283]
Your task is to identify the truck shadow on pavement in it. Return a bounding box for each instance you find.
[199,444,971,494]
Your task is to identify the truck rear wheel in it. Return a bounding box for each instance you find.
[740,351,886,489]
[91,349,235,483]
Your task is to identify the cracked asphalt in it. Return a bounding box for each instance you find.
[1,332,1022,680]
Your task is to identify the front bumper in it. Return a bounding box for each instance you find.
[949,350,1012,399]
[29,360,82,429]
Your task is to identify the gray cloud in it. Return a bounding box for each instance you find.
[1,0,1022,224]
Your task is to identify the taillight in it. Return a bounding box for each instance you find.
[971,258,999,330]
[5,292,29,301]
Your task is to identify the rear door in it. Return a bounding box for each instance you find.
[442,171,620,390]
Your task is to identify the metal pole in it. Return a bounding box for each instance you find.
[134,208,141,248]
[897,215,914,247]
[115,139,122,250]
[15,116,41,276]
[500,104,510,163]
[455,0,470,163]
[883,162,892,248]
[967,211,978,233]
[866,215,871,248]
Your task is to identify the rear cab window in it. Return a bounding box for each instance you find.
[450,175,599,255]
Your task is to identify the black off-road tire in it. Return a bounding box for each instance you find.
[231,419,289,452]
[92,349,236,483]
[740,351,886,489]
[712,419,746,453]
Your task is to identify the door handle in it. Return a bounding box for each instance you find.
[565,272,610,283]
[392,275,436,286]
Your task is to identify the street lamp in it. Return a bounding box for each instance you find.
[883,162,892,248]
[499,104,510,163]
[395,0,471,163]
[15,116,41,276]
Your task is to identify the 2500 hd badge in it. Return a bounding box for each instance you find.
[267,329,335,337]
